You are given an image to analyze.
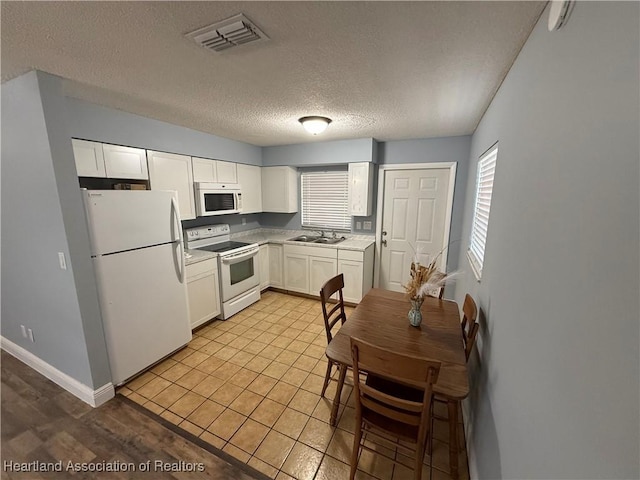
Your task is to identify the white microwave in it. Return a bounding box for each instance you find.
[195,182,242,216]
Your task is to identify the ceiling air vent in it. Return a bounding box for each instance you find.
[186,14,268,53]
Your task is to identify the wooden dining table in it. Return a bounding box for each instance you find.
[325,288,469,480]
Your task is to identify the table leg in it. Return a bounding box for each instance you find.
[330,364,347,427]
[448,399,459,480]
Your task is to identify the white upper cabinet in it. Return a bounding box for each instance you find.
[102,144,148,180]
[348,162,374,216]
[216,161,238,184]
[262,166,298,213]
[73,139,106,177]
[147,150,196,220]
[237,164,262,214]
[192,157,238,184]
[192,157,217,183]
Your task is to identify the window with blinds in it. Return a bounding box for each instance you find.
[301,171,351,231]
[467,143,498,280]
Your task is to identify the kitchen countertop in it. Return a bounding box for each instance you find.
[232,229,375,252]
[184,248,217,266]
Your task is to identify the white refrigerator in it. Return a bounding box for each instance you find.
[83,190,191,386]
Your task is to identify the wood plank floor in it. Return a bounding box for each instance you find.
[0,350,267,480]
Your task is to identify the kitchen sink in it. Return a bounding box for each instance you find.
[313,237,346,244]
[290,235,321,242]
[288,235,346,244]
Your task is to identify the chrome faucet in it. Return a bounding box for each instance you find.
[331,230,337,239]
[315,230,326,238]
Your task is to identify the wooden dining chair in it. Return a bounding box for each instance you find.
[433,293,478,450]
[319,273,348,397]
[461,294,478,361]
[349,337,441,480]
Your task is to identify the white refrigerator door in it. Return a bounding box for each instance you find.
[83,190,181,255]
[93,242,191,385]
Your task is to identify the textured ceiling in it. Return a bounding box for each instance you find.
[1,1,545,147]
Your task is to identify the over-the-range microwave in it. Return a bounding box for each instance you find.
[195,182,242,216]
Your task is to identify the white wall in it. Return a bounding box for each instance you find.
[455,3,639,478]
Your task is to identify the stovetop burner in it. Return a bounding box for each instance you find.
[196,241,251,253]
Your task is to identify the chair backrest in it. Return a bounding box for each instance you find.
[320,274,347,343]
[423,286,444,299]
[350,337,440,443]
[461,294,478,361]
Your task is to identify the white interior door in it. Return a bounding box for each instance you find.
[379,168,452,292]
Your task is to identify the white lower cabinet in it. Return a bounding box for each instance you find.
[310,256,338,297]
[259,244,269,290]
[268,244,284,288]
[337,245,375,303]
[284,244,338,296]
[185,258,220,330]
[284,252,310,294]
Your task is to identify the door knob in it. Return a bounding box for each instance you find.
[382,239,387,247]
[382,231,387,236]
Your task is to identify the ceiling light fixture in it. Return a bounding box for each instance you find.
[299,116,332,135]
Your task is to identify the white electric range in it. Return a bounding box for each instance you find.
[185,224,260,319]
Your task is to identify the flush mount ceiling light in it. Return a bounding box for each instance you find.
[299,116,332,135]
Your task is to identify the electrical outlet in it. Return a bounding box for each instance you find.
[356,221,362,230]
[363,221,372,230]
[58,252,67,270]
[27,328,35,342]
[20,325,27,338]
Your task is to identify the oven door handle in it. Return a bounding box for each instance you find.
[221,248,259,265]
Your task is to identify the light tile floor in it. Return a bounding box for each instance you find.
[120,291,469,480]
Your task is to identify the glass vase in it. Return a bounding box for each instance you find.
[408,296,424,327]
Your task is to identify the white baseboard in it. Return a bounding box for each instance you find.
[1,336,114,407]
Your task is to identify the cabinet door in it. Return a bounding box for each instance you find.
[268,244,284,288]
[192,157,217,183]
[186,268,220,329]
[285,253,309,294]
[262,166,298,213]
[147,151,195,220]
[310,256,338,297]
[338,259,364,303]
[259,244,269,290]
[237,164,262,213]
[72,139,105,177]
[216,161,238,184]
[348,162,373,216]
[102,144,148,180]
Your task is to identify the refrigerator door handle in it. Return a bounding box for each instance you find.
[171,196,186,283]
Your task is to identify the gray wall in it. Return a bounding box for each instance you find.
[262,138,375,166]
[454,3,639,479]
[260,136,472,256]
[1,71,110,389]
[66,97,262,166]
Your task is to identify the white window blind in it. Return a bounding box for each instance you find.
[467,144,498,280]
[301,171,351,231]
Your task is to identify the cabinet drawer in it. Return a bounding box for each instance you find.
[338,249,364,262]
[286,244,337,259]
[186,258,217,280]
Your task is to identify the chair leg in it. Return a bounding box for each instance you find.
[349,419,363,480]
[415,439,426,480]
[321,360,333,398]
